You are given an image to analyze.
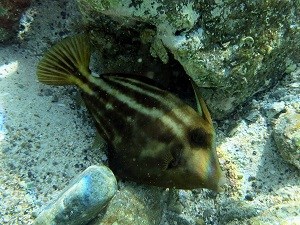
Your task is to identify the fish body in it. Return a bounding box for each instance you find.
[37,35,224,191]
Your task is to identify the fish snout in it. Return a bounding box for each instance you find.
[194,151,225,191]
[203,167,226,192]
[212,171,227,192]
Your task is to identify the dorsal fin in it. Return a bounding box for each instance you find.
[101,73,167,91]
[191,79,213,124]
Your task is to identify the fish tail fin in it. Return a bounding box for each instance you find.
[37,34,91,85]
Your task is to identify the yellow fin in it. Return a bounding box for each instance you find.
[191,79,213,124]
[36,34,91,85]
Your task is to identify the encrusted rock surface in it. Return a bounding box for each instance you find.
[77,0,300,119]
[91,185,165,225]
[0,0,32,43]
[273,111,300,169]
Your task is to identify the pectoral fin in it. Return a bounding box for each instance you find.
[162,150,174,170]
[191,79,213,125]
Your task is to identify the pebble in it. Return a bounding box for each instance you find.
[245,194,254,201]
[33,165,117,225]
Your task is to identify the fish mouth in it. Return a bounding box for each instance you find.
[204,168,227,192]
[213,173,227,192]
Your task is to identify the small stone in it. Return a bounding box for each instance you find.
[273,111,300,169]
[33,165,117,225]
[245,194,254,201]
[248,176,256,181]
[237,173,244,180]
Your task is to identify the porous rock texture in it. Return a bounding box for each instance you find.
[76,0,300,119]
[273,111,300,169]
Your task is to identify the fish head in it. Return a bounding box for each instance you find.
[159,114,225,191]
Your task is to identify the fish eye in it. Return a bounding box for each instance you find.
[189,128,210,148]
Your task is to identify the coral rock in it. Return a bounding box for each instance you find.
[76,0,300,119]
[273,111,300,169]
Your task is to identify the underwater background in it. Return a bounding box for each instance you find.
[0,0,299,224]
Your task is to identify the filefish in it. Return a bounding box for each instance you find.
[37,35,224,191]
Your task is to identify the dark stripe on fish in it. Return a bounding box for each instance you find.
[81,78,142,145]
[81,93,115,143]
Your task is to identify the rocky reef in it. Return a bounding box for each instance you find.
[76,0,300,119]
